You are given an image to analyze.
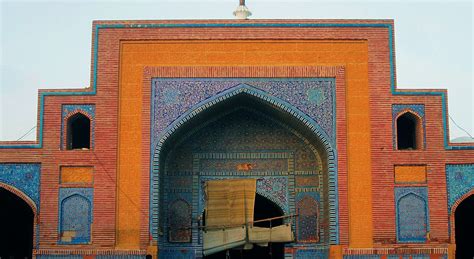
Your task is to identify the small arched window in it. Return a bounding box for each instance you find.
[396,112,422,150]
[66,113,91,150]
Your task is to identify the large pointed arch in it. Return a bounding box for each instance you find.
[0,182,38,257]
[150,83,339,243]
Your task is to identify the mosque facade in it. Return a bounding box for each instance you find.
[0,19,473,259]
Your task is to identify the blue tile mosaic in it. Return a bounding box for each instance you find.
[343,256,381,259]
[36,256,83,259]
[61,104,95,149]
[168,199,192,242]
[395,187,429,243]
[58,187,93,244]
[295,248,328,259]
[96,256,146,259]
[159,249,195,259]
[0,163,40,209]
[150,79,339,245]
[296,192,320,242]
[392,104,426,149]
[446,164,474,212]
[151,79,336,150]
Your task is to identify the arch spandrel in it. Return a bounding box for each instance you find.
[150,78,340,245]
[0,164,41,211]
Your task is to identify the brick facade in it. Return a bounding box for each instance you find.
[0,19,472,259]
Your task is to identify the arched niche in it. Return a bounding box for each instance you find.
[0,184,36,259]
[396,111,423,150]
[151,84,339,248]
[66,112,91,150]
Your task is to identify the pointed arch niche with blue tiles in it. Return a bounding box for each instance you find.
[395,187,429,242]
[58,188,93,244]
[150,78,340,252]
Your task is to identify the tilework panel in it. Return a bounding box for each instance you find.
[392,104,426,149]
[256,177,289,213]
[295,176,319,188]
[158,107,331,253]
[162,190,193,245]
[151,78,336,149]
[96,256,145,259]
[168,199,192,242]
[0,163,41,208]
[58,188,93,244]
[446,164,474,212]
[411,255,430,259]
[200,158,288,172]
[296,192,320,242]
[395,187,429,243]
[36,256,83,259]
[343,256,381,259]
[61,104,95,149]
[151,79,339,245]
[159,249,195,259]
[295,248,328,259]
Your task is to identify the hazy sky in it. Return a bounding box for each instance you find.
[0,0,472,141]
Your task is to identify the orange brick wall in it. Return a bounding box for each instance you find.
[118,38,373,248]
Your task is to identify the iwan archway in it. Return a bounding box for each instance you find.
[453,193,474,259]
[150,80,339,258]
[0,184,36,259]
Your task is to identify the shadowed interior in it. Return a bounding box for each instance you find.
[0,187,33,259]
[455,194,474,259]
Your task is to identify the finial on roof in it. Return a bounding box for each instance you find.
[233,0,252,19]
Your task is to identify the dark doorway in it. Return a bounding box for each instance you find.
[455,194,474,259]
[67,113,91,150]
[396,112,419,150]
[0,187,34,259]
[205,194,285,259]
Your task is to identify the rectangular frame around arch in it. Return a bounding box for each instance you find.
[139,66,348,245]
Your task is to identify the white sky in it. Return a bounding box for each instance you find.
[0,0,473,141]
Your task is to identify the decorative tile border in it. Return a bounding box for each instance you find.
[58,188,93,245]
[343,247,447,257]
[151,81,339,244]
[151,79,336,150]
[34,249,147,257]
[60,104,95,149]
[295,248,328,258]
[0,163,40,209]
[394,187,429,243]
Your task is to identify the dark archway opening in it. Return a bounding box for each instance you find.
[455,194,474,259]
[159,91,330,257]
[205,194,285,259]
[397,112,419,150]
[0,187,34,259]
[67,113,91,150]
